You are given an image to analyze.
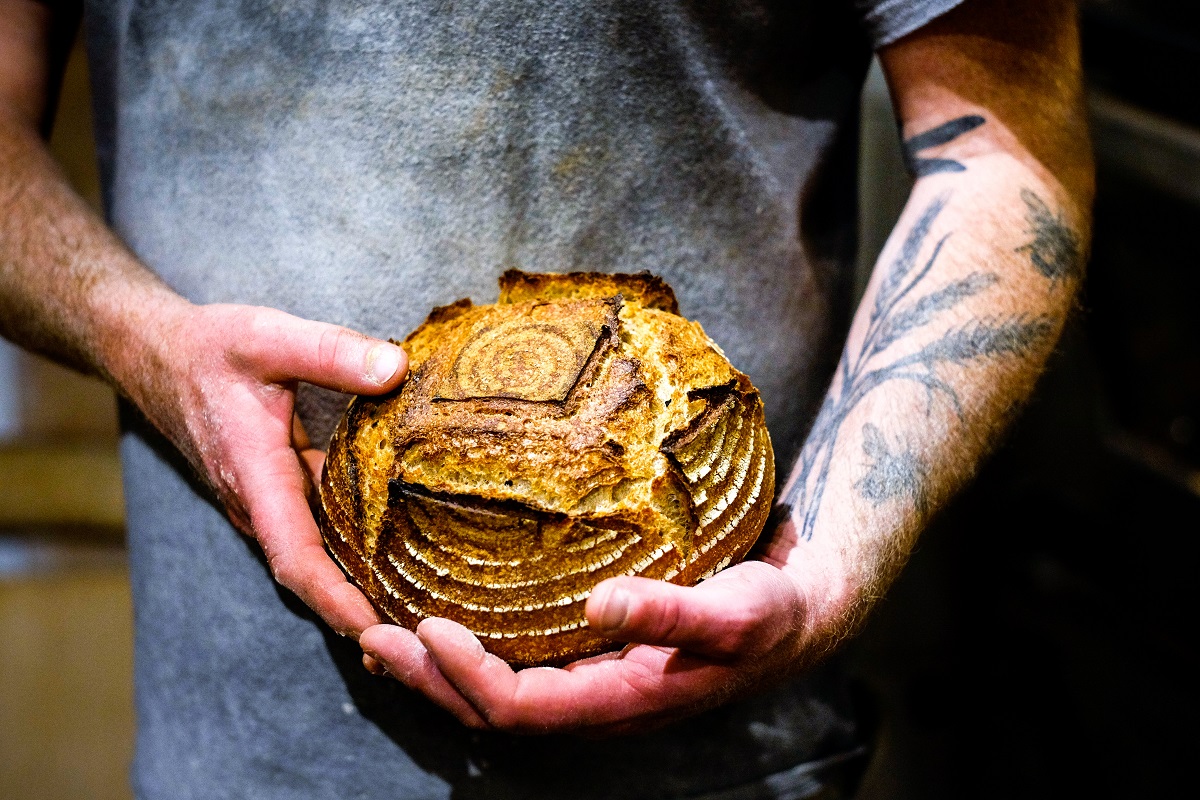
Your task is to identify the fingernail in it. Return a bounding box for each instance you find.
[596,587,630,633]
[367,345,403,385]
[362,652,387,676]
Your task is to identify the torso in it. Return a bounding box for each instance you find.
[86,1,872,796]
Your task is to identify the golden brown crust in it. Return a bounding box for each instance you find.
[402,298,479,372]
[320,271,772,667]
[498,269,680,314]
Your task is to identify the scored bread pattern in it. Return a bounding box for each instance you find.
[662,383,773,585]
[320,271,773,667]
[432,297,617,404]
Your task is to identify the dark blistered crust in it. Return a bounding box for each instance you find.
[318,271,771,668]
[420,297,474,328]
[498,269,680,314]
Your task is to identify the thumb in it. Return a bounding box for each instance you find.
[585,562,800,660]
[233,307,408,394]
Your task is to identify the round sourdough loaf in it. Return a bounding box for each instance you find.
[319,270,774,667]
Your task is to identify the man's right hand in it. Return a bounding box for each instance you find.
[3,1,409,641]
[119,300,408,639]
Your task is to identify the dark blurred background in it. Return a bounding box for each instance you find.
[1,2,1197,797]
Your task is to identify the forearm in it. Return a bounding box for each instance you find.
[769,145,1091,653]
[760,0,1095,658]
[0,105,187,391]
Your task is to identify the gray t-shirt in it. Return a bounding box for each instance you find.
[83,1,962,797]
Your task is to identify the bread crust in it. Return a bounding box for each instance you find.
[320,271,773,667]
[497,269,680,314]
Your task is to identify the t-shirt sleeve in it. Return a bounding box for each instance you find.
[854,0,967,49]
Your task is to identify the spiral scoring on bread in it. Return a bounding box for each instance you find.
[451,321,583,401]
[434,300,616,405]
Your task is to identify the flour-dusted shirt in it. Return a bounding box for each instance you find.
[84,1,963,797]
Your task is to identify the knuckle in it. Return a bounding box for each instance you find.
[483,685,546,732]
[317,326,365,376]
[316,327,346,372]
[481,702,521,731]
[243,305,275,337]
[620,661,663,704]
[226,306,275,367]
[718,610,763,656]
[267,553,300,590]
[650,595,685,642]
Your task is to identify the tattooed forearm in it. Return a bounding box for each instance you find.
[1017,189,1083,283]
[777,192,1054,538]
[902,114,986,177]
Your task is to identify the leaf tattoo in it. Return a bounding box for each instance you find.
[902,115,986,177]
[872,272,999,356]
[912,316,1056,365]
[856,423,929,516]
[778,192,1054,539]
[1016,189,1082,283]
[871,194,950,323]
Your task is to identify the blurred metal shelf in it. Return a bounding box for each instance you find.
[0,444,125,530]
[1089,90,1200,206]
[1105,431,1200,499]
[0,535,126,578]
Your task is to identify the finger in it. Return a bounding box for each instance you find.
[586,562,801,659]
[359,624,490,729]
[418,617,734,733]
[291,416,322,501]
[291,412,312,451]
[234,308,408,394]
[415,618,527,725]
[242,445,381,638]
[298,447,325,488]
[289,411,326,485]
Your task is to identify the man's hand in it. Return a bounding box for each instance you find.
[359,557,831,734]
[126,301,408,638]
[0,2,411,639]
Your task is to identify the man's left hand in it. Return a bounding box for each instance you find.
[358,557,817,735]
